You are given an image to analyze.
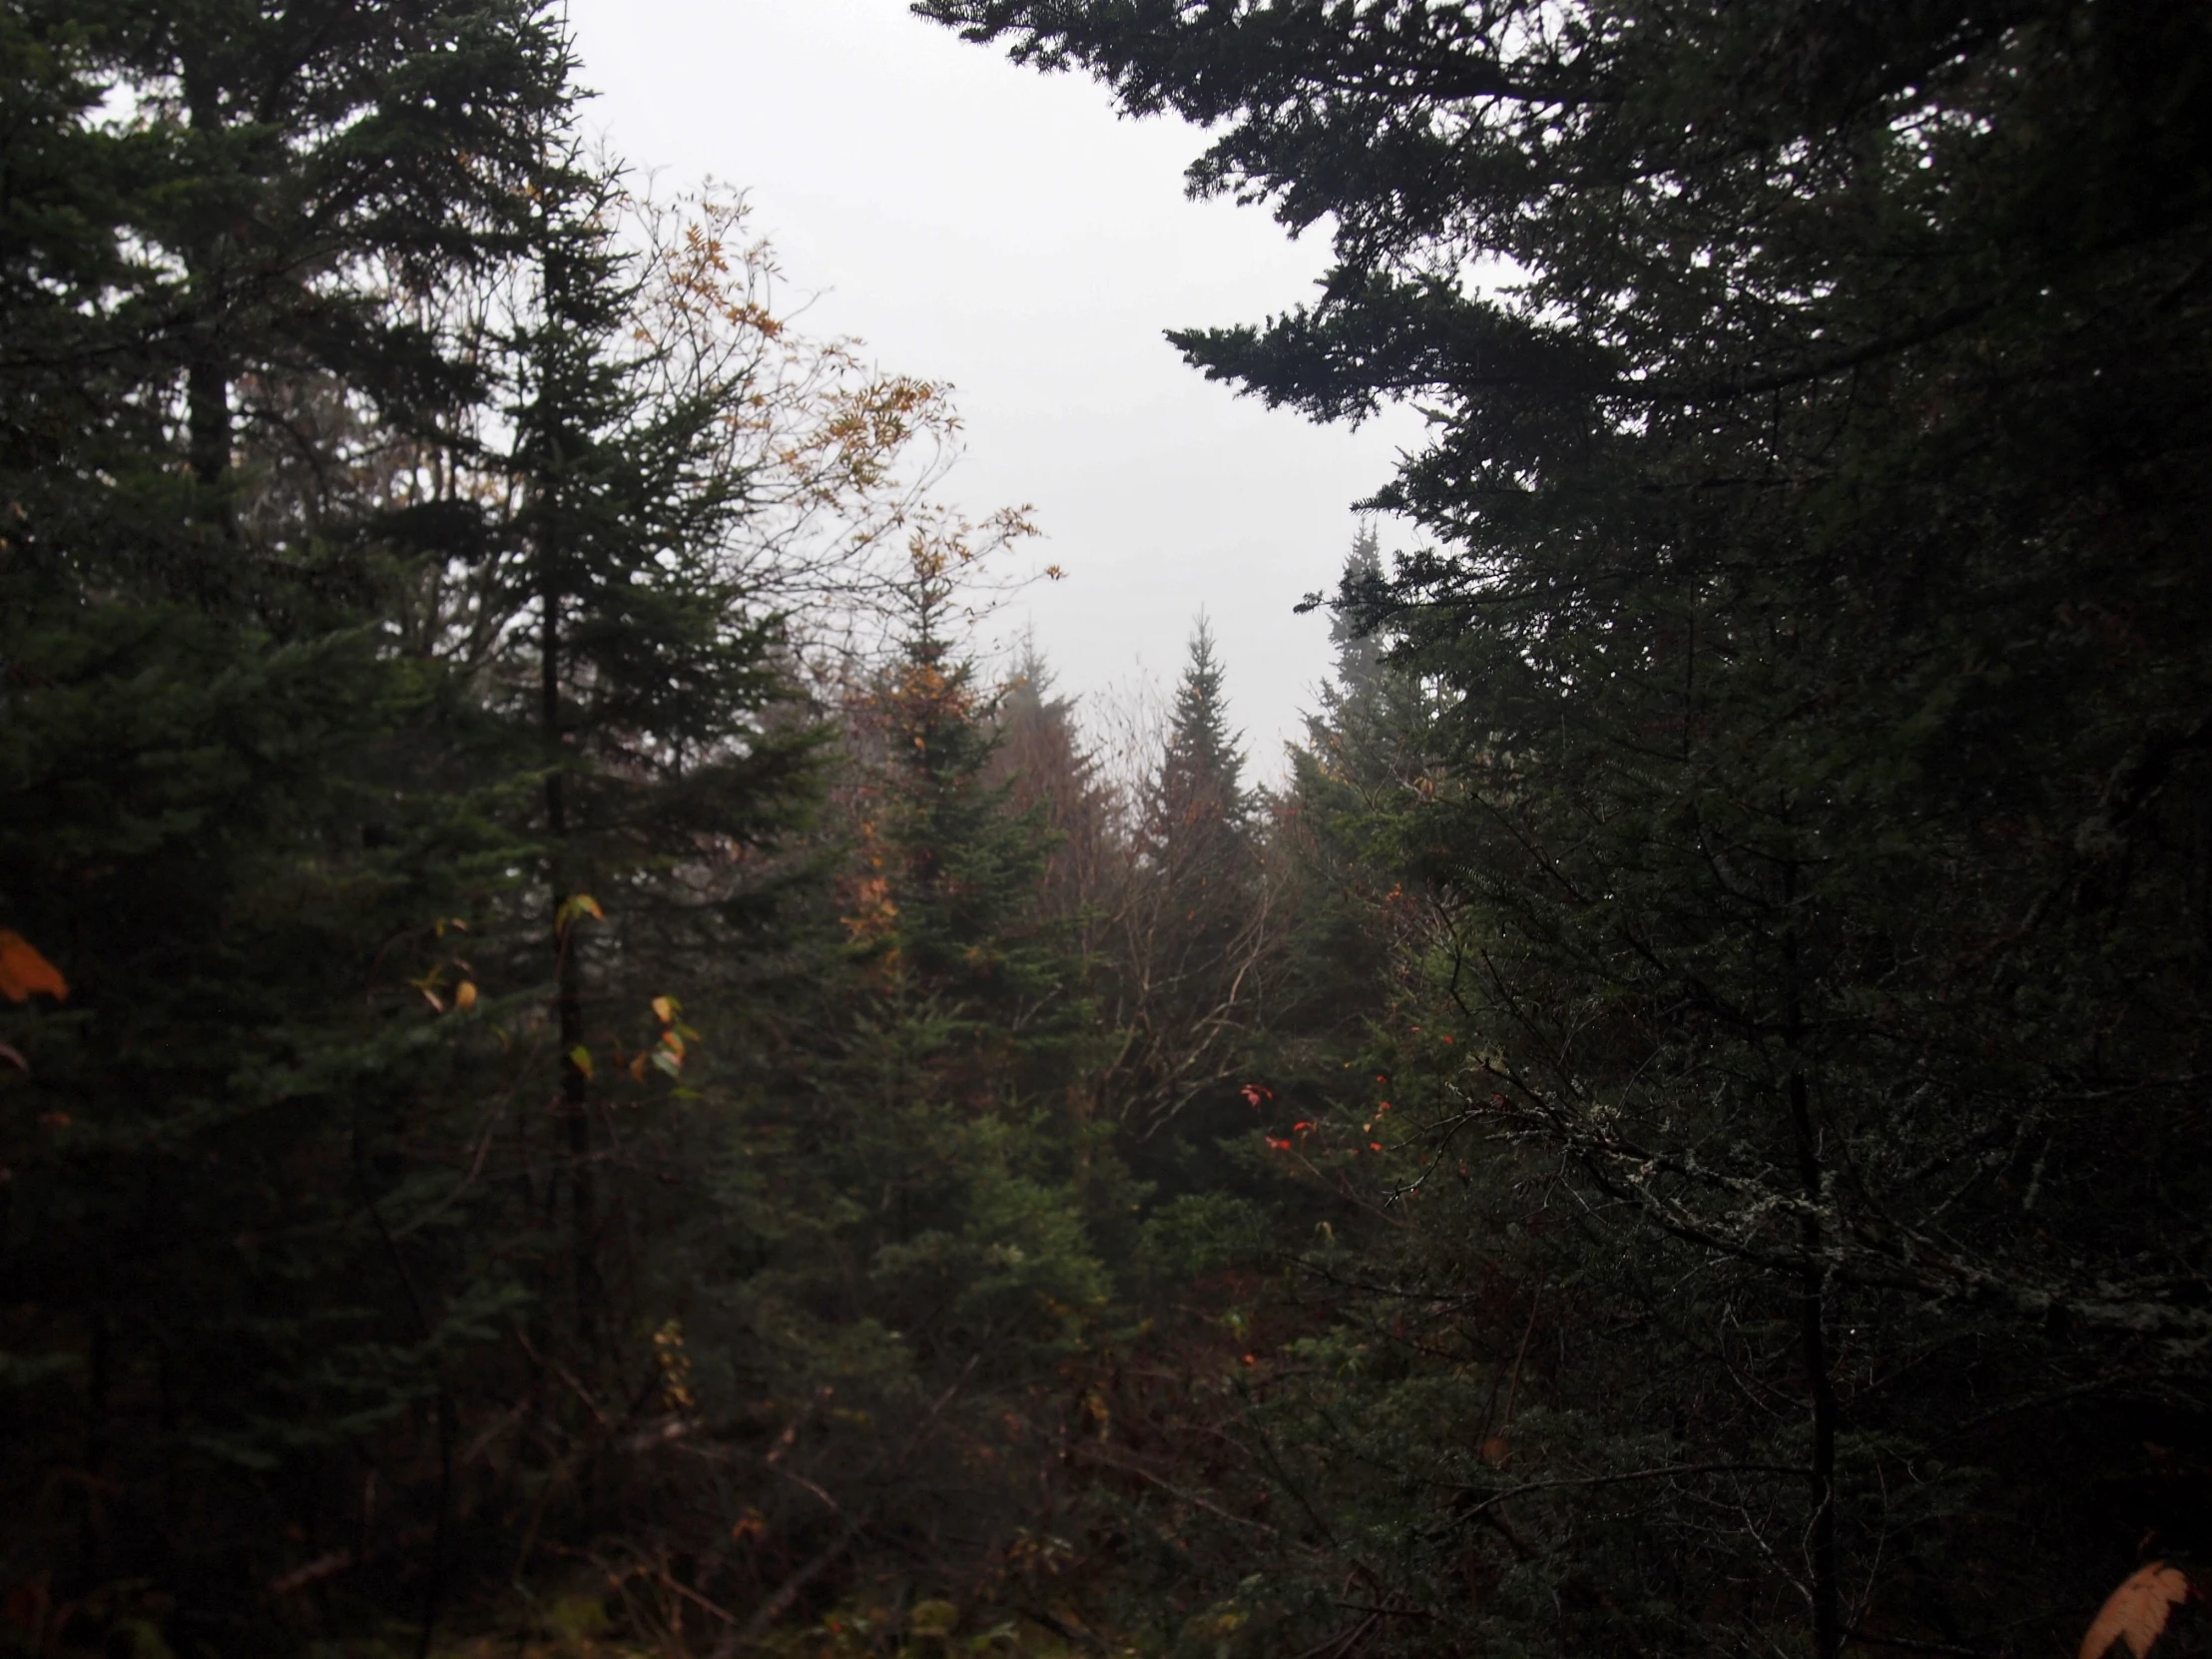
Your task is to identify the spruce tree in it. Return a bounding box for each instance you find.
[482,134,824,1391]
[0,13,837,1641]
[56,0,567,583]
[0,0,572,1640]
[1149,617,1249,857]
[1096,618,1276,1142]
[989,645,1115,927]
[675,556,1108,1635]
[1277,528,1427,1050]
[922,2,2212,1653]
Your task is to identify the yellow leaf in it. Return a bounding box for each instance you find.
[567,1045,594,1080]
[0,932,68,1003]
[453,980,478,1011]
[556,893,606,931]
[652,995,677,1024]
[2083,1564,2193,1659]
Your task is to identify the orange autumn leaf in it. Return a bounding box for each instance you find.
[2083,1563,2194,1659]
[453,980,478,1011]
[0,932,67,1003]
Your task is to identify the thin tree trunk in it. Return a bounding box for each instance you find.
[1783,850,1840,1659]
[1790,1065,1840,1659]
[187,356,231,495]
[541,561,598,1359]
[182,56,233,517]
[356,1125,456,1659]
[413,1388,457,1659]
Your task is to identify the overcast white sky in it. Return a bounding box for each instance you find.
[562,0,1420,772]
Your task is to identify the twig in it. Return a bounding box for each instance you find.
[1453,1461,1803,1516]
[1078,1443,1280,1537]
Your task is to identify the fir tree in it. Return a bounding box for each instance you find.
[0,0,572,1640]
[1277,528,1428,1050]
[485,133,824,1392]
[923,2,2212,1653]
[989,643,1114,928]
[1094,618,1281,1143]
[1147,615,1249,863]
[0,18,831,1641]
[677,555,1109,1633]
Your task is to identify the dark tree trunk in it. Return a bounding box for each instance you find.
[1790,1064,1840,1659]
[1784,855,1840,1659]
[541,544,599,1363]
[182,53,232,512]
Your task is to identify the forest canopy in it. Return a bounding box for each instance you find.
[4,1,2210,1658]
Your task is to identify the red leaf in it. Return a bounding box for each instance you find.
[0,932,67,1003]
